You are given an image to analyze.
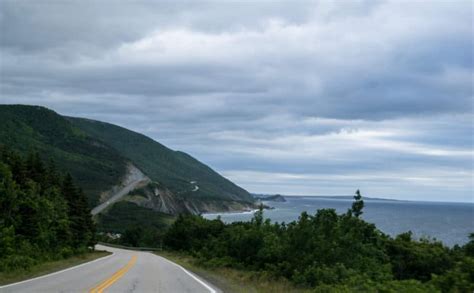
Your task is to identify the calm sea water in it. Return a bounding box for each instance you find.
[203,197,474,247]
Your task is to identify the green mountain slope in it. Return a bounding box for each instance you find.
[0,105,254,214]
[0,105,127,206]
[68,117,254,203]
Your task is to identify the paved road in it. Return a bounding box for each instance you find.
[0,245,219,293]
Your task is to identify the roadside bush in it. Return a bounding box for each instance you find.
[164,190,473,292]
[386,231,453,281]
[430,256,474,292]
[1,255,36,272]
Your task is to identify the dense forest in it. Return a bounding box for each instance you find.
[0,146,95,272]
[163,191,474,292]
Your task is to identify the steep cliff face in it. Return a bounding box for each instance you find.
[125,182,258,215]
[99,164,150,203]
[94,165,257,215]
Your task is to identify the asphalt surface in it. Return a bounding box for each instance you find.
[0,245,219,293]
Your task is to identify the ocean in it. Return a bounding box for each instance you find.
[203,196,474,247]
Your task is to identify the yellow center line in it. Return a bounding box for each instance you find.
[89,255,137,293]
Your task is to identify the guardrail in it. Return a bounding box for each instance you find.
[98,241,162,252]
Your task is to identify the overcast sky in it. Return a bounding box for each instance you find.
[1,0,472,202]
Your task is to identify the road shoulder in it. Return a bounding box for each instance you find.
[155,251,307,293]
[0,250,112,286]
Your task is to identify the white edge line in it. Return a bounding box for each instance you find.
[0,252,115,289]
[152,253,217,293]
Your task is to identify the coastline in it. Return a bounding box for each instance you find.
[202,200,277,218]
[202,197,472,246]
[202,208,261,217]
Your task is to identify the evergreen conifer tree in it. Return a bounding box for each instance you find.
[350,189,364,218]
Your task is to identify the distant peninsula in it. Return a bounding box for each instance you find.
[252,194,286,202]
[288,195,400,202]
[253,193,401,202]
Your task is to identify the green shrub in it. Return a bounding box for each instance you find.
[164,191,472,292]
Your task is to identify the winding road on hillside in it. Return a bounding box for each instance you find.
[0,245,219,293]
[91,165,149,216]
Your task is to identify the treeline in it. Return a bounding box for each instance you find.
[0,146,95,272]
[96,201,175,247]
[164,191,474,292]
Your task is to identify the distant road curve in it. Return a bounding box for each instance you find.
[91,164,149,216]
[0,245,219,293]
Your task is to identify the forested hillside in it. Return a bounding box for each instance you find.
[0,105,254,214]
[68,117,253,203]
[0,105,127,206]
[0,146,96,272]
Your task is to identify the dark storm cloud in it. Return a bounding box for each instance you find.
[0,0,472,201]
